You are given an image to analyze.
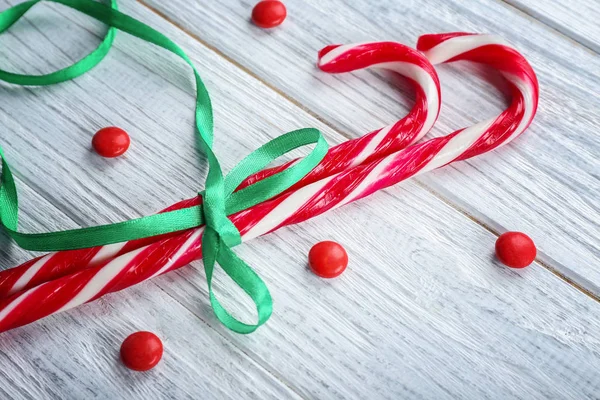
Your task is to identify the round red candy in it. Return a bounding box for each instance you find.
[308,241,348,278]
[495,231,536,268]
[120,331,163,371]
[92,127,130,158]
[251,1,287,28]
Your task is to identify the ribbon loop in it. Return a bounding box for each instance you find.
[224,128,328,214]
[202,229,273,334]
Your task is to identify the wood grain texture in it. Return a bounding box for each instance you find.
[503,0,600,53]
[0,0,599,398]
[142,0,600,291]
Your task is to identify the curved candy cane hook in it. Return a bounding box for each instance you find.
[316,42,440,167]
[240,33,539,235]
[417,32,538,158]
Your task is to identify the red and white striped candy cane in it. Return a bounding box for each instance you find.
[0,33,538,333]
[0,42,440,299]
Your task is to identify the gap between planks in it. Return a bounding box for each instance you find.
[498,0,599,55]
[135,0,600,304]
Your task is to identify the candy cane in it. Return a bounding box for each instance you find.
[0,42,440,298]
[0,33,538,333]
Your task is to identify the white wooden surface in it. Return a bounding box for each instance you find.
[0,0,599,399]
[144,0,600,291]
[504,0,600,53]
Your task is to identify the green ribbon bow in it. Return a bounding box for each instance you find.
[0,0,328,333]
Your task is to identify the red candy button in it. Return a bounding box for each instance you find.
[120,331,163,371]
[252,1,287,28]
[92,127,130,158]
[309,241,348,278]
[495,231,536,268]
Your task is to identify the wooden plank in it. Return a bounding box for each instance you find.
[0,181,298,400]
[1,0,599,398]
[503,0,600,53]
[142,0,600,290]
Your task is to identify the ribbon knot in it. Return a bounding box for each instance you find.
[198,127,328,333]
[200,192,240,249]
[0,0,329,333]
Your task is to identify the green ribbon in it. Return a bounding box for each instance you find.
[0,0,328,333]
